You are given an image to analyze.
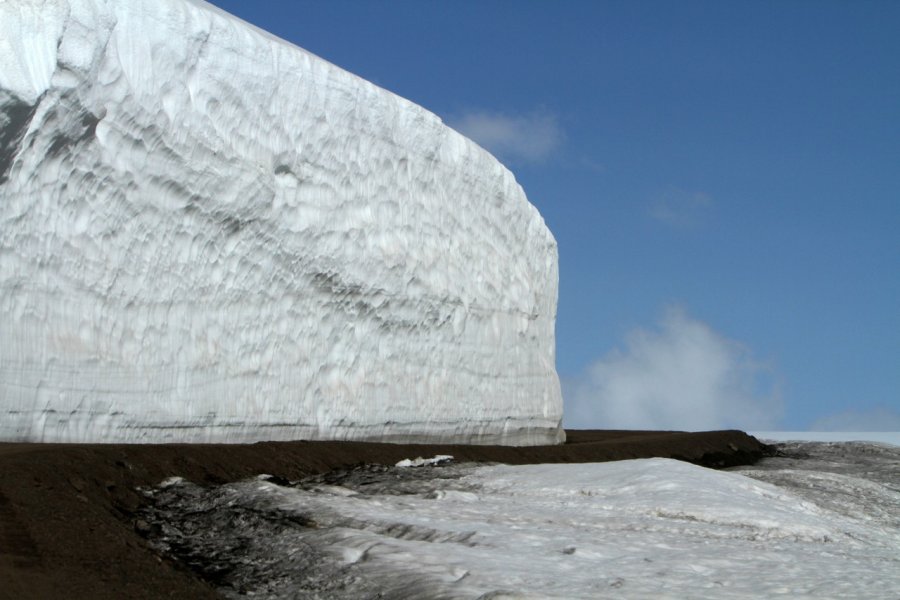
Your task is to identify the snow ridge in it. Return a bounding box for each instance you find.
[0,0,563,444]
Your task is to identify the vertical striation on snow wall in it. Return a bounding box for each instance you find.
[0,0,563,445]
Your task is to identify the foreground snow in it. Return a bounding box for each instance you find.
[0,0,561,444]
[145,442,900,598]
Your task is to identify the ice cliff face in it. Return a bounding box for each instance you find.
[0,0,563,444]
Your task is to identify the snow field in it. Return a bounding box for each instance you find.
[148,445,900,599]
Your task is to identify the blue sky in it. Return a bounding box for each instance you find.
[206,0,899,431]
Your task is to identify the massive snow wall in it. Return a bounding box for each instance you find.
[0,0,563,445]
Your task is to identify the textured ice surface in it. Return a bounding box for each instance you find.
[0,0,562,444]
[143,444,900,599]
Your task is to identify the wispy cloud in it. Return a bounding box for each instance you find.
[809,406,900,431]
[448,110,563,164]
[648,188,713,228]
[564,307,782,431]
[578,156,607,174]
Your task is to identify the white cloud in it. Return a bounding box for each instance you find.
[448,110,563,164]
[648,188,713,228]
[564,307,782,431]
[809,407,900,432]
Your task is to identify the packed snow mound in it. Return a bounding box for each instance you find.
[144,454,900,598]
[0,0,563,444]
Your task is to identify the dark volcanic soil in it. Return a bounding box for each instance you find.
[0,430,771,600]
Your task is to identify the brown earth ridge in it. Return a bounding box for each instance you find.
[0,429,772,599]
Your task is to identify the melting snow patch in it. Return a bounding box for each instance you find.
[395,455,454,468]
[141,444,900,599]
[157,476,185,489]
